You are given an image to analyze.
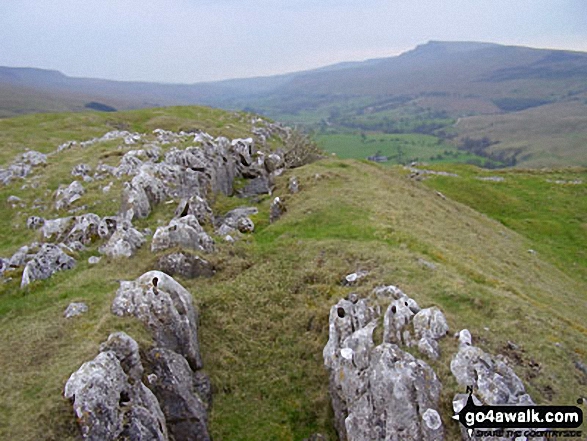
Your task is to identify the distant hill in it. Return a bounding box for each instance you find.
[2,41,587,166]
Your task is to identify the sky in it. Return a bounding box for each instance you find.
[0,0,586,84]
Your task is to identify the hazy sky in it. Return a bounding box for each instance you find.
[1,0,585,83]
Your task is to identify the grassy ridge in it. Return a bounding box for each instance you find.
[0,108,585,440]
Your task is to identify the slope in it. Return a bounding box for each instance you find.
[0,108,585,440]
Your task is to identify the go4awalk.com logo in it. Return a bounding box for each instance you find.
[452,390,584,439]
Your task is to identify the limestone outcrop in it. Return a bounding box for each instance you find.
[323,293,445,441]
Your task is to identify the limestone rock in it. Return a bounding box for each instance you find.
[451,329,533,406]
[151,215,214,253]
[72,163,92,177]
[288,176,299,194]
[27,216,45,230]
[323,297,444,441]
[21,243,75,287]
[21,150,47,166]
[99,220,145,258]
[269,196,285,223]
[64,302,88,318]
[55,181,84,210]
[175,196,214,226]
[111,271,203,370]
[146,348,211,441]
[156,252,215,279]
[64,332,168,441]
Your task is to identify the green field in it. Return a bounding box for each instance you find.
[315,132,490,165]
[0,107,585,440]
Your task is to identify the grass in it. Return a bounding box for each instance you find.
[0,107,586,440]
[419,164,587,284]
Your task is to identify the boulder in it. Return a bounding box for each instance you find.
[156,252,215,279]
[55,181,84,210]
[288,176,299,194]
[71,163,92,177]
[64,302,88,318]
[98,220,145,258]
[151,215,214,253]
[269,197,285,223]
[175,196,214,226]
[111,271,203,370]
[240,176,272,196]
[146,348,211,441]
[21,243,75,287]
[64,332,168,441]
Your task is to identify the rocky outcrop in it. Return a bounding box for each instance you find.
[0,150,46,185]
[21,243,76,287]
[112,271,203,370]
[323,293,445,441]
[64,332,168,441]
[151,215,214,253]
[111,271,211,440]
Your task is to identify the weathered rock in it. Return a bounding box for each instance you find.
[342,270,369,286]
[151,215,214,253]
[55,181,84,210]
[65,213,101,245]
[98,220,145,258]
[413,307,449,340]
[269,196,285,223]
[264,152,284,173]
[120,166,167,220]
[88,256,101,265]
[98,216,119,240]
[240,175,272,196]
[27,216,45,230]
[64,332,168,441]
[112,271,203,370]
[175,196,214,226]
[21,150,47,166]
[156,252,215,279]
[64,302,88,318]
[383,298,415,346]
[41,217,73,241]
[21,243,75,287]
[451,329,533,406]
[288,176,299,194]
[71,163,92,177]
[236,216,254,233]
[146,348,211,441]
[323,297,444,441]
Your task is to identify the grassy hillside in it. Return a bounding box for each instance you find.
[0,108,585,440]
[453,100,587,168]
